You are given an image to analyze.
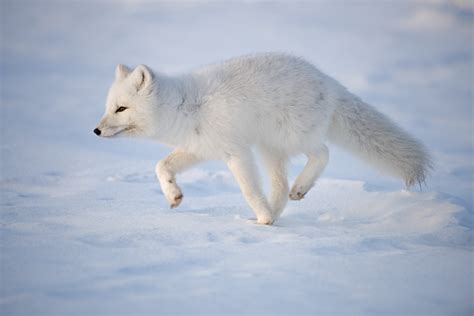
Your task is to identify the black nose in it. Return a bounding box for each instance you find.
[93,128,101,136]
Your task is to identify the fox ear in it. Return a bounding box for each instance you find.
[130,65,153,92]
[115,64,131,80]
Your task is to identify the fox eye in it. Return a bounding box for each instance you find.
[115,106,128,113]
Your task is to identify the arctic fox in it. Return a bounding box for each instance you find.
[94,53,431,225]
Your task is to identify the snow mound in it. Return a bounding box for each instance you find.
[1,168,471,315]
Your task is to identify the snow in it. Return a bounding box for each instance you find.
[1,1,473,315]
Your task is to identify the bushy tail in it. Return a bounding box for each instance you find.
[327,96,432,187]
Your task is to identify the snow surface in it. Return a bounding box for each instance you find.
[1,1,473,315]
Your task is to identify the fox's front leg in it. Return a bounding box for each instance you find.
[226,150,274,225]
[260,147,289,219]
[155,150,200,208]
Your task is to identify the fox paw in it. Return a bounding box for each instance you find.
[170,193,183,208]
[289,185,310,200]
[163,185,183,208]
[256,215,275,225]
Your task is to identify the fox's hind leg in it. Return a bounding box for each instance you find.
[290,144,329,200]
[155,150,200,208]
[260,147,289,219]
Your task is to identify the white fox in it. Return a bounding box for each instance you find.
[94,53,431,225]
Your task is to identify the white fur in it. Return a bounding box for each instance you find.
[95,53,432,225]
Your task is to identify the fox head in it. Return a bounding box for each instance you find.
[94,64,157,138]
